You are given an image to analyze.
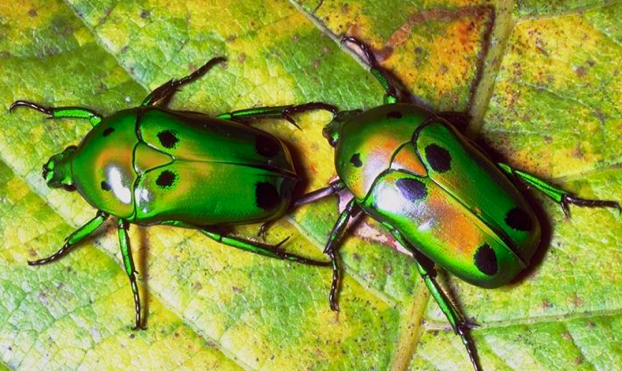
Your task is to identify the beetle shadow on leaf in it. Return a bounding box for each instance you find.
[281,138,311,204]
[137,226,150,328]
[471,139,553,286]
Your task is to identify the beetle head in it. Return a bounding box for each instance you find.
[322,110,362,147]
[43,146,77,191]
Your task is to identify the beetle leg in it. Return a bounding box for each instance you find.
[28,211,109,265]
[293,179,347,207]
[256,180,347,238]
[256,221,274,240]
[10,100,102,126]
[341,36,398,104]
[216,102,338,129]
[141,56,227,107]
[322,198,361,311]
[117,219,145,330]
[198,229,331,267]
[391,230,482,371]
[498,163,621,218]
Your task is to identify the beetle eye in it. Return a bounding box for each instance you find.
[42,164,48,180]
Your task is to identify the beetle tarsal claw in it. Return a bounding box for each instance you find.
[9,100,54,116]
[257,222,271,240]
[462,320,480,330]
[274,236,291,248]
[561,198,571,219]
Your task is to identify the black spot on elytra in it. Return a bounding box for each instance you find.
[255,134,280,157]
[101,181,111,191]
[102,127,115,137]
[425,144,452,173]
[157,130,179,149]
[156,170,177,188]
[349,153,362,167]
[505,207,533,232]
[255,182,280,210]
[387,111,403,119]
[396,177,427,202]
[474,244,498,275]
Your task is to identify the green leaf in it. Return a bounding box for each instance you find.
[1,0,621,370]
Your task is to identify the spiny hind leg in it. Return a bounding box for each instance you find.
[391,229,481,371]
[498,163,620,217]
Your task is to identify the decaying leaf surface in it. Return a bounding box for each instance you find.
[1,0,621,370]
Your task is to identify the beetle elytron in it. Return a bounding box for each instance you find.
[295,37,620,371]
[10,57,337,329]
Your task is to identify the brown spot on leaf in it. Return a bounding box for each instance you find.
[379,6,494,62]
[571,144,585,160]
[575,66,586,78]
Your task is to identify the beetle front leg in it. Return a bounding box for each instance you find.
[341,36,398,104]
[293,179,347,207]
[141,56,227,107]
[258,180,347,239]
[498,163,621,218]
[10,100,102,126]
[117,219,144,330]
[216,102,338,129]
[391,230,482,371]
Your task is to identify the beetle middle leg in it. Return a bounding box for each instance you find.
[390,229,482,371]
[321,198,362,311]
[257,180,347,239]
[117,219,145,330]
[498,163,621,218]
[216,102,338,129]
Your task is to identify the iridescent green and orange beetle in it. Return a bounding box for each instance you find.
[10,57,336,330]
[11,37,620,371]
[291,37,620,371]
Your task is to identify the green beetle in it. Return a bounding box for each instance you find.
[10,57,336,330]
[295,37,621,371]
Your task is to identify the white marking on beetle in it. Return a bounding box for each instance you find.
[108,166,132,204]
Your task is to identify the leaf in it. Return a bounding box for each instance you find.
[1,0,621,370]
